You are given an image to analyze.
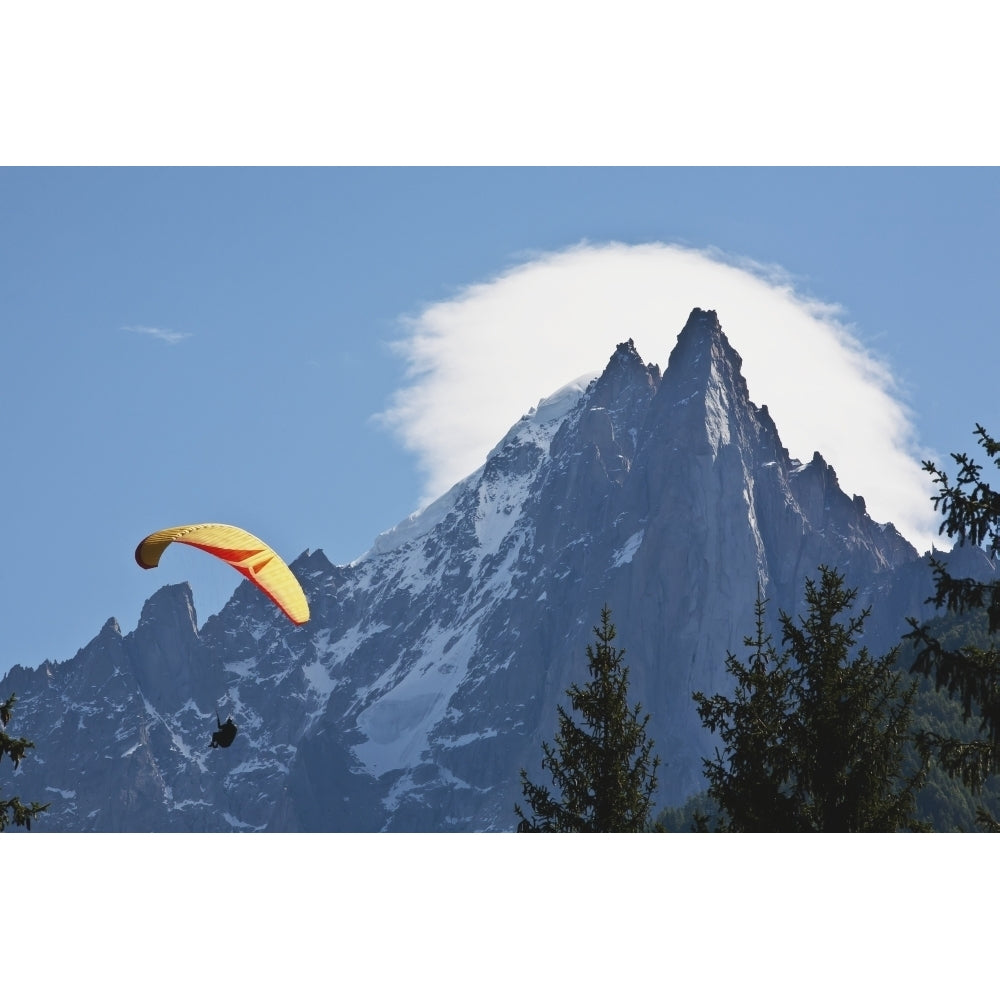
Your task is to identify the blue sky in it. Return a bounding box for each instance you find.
[2,166,999,672]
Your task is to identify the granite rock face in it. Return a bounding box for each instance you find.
[7,309,958,831]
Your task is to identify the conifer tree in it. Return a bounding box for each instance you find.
[905,424,1000,830]
[694,590,801,831]
[1,693,48,831]
[695,568,928,832]
[515,606,660,832]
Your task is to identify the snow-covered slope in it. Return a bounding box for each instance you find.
[7,309,948,831]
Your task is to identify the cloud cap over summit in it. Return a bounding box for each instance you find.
[381,243,936,552]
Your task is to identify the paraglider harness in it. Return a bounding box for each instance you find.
[210,712,238,749]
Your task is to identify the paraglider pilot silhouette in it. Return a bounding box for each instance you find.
[210,712,238,749]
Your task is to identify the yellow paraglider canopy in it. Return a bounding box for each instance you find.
[135,523,310,625]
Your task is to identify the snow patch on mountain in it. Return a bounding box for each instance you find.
[612,530,645,567]
[223,811,266,832]
[300,656,337,700]
[363,478,468,560]
[489,372,598,453]
[366,373,597,566]
[475,479,527,556]
[354,616,488,778]
[140,693,207,773]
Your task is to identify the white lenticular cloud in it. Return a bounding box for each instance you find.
[380,242,938,552]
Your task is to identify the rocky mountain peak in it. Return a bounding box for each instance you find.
[666,307,739,372]
[136,581,199,634]
[637,307,756,468]
[663,307,745,392]
[607,337,651,375]
[584,337,661,418]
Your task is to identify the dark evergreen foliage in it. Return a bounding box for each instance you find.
[515,606,661,832]
[662,619,1000,832]
[1,693,48,831]
[905,423,1000,829]
[693,591,799,831]
[694,568,929,832]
